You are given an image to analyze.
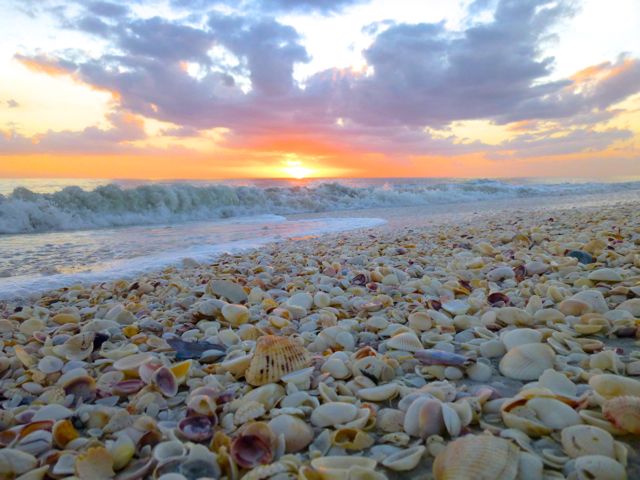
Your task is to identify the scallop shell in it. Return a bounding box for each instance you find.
[433,434,519,480]
[499,343,555,381]
[245,336,311,386]
[602,396,640,434]
[561,425,615,459]
[386,331,423,352]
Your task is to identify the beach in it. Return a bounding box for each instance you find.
[1,195,640,479]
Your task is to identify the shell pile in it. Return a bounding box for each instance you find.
[1,203,640,479]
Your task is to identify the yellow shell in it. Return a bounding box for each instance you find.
[75,446,115,480]
[245,335,311,386]
[433,434,519,480]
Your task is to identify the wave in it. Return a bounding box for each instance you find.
[1,179,639,234]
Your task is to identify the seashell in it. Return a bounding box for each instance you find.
[166,336,225,361]
[230,422,276,469]
[222,303,250,326]
[170,360,191,384]
[415,349,474,367]
[53,419,79,448]
[177,415,214,442]
[310,456,377,480]
[152,366,178,397]
[376,408,405,433]
[37,355,64,374]
[408,311,432,331]
[351,356,396,383]
[524,397,581,429]
[311,402,359,427]
[75,446,115,480]
[112,379,146,396]
[322,357,352,380]
[54,332,95,361]
[573,455,627,480]
[234,400,266,425]
[32,404,72,422]
[62,374,97,403]
[589,374,640,400]
[115,456,156,480]
[187,394,218,417]
[386,331,423,352]
[381,445,426,471]
[280,366,314,390]
[268,414,313,453]
[432,434,519,480]
[245,336,311,386]
[602,396,640,434]
[496,307,533,326]
[500,328,542,351]
[0,449,38,478]
[109,433,136,471]
[208,279,247,303]
[537,369,578,399]
[113,352,153,374]
[153,440,188,461]
[442,299,469,316]
[357,383,399,402]
[239,383,285,411]
[331,427,374,450]
[578,410,627,436]
[404,396,444,439]
[499,343,555,381]
[218,353,253,378]
[561,425,615,459]
[616,298,640,317]
[588,268,622,283]
[15,429,52,455]
[467,361,492,382]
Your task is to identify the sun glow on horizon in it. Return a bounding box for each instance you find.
[283,159,313,179]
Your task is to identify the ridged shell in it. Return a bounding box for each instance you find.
[498,343,555,381]
[386,332,423,352]
[245,336,311,386]
[560,425,615,459]
[603,396,640,434]
[433,434,519,480]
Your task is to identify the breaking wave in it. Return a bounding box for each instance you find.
[1,179,639,234]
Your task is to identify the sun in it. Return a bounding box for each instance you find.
[283,160,312,179]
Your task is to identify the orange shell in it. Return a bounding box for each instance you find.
[245,335,311,386]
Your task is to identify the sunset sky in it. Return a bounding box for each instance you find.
[1,0,639,179]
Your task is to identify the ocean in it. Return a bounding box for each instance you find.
[1,177,639,300]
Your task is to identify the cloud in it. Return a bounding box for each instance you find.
[0,112,146,154]
[9,0,640,163]
[170,0,368,14]
[4,100,19,108]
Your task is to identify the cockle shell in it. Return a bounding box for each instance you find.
[432,434,519,480]
[245,335,311,386]
[602,396,640,434]
[561,425,615,459]
[177,415,215,442]
[386,331,423,352]
[404,397,444,439]
[499,343,555,381]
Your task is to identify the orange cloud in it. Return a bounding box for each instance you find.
[15,54,69,77]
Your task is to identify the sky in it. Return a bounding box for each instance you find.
[0,0,639,179]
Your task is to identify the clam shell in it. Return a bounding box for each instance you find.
[500,328,542,351]
[573,455,627,480]
[357,383,399,402]
[382,445,426,471]
[433,434,519,480]
[311,402,358,427]
[230,422,275,469]
[152,366,178,397]
[245,335,311,386]
[404,397,444,439]
[0,449,38,478]
[75,446,115,480]
[268,414,313,453]
[37,355,64,374]
[561,425,615,459]
[54,332,95,361]
[499,343,555,381]
[177,415,214,442]
[589,374,640,400]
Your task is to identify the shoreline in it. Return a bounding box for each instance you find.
[1,199,640,478]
